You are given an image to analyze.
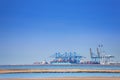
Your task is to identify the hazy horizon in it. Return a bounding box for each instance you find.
[0,0,120,65]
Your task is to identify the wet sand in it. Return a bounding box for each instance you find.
[0,77,120,80]
[0,69,120,74]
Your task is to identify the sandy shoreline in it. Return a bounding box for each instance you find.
[0,69,120,80]
[0,69,120,74]
[0,77,120,80]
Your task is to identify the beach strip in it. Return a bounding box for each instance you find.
[0,77,120,80]
[0,69,120,74]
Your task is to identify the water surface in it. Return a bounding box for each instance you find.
[0,72,120,78]
[0,65,120,70]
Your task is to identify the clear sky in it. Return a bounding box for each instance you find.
[0,0,120,65]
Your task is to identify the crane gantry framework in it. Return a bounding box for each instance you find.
[50,52,85,64]
[90,45,114,64]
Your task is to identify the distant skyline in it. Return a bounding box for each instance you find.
[0,0,120,65]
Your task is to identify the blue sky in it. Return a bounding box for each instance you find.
[0,0,120,64]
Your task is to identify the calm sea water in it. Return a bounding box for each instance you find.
[0,65,120,78]
[0,73,120,78]
[0,64,120,70]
